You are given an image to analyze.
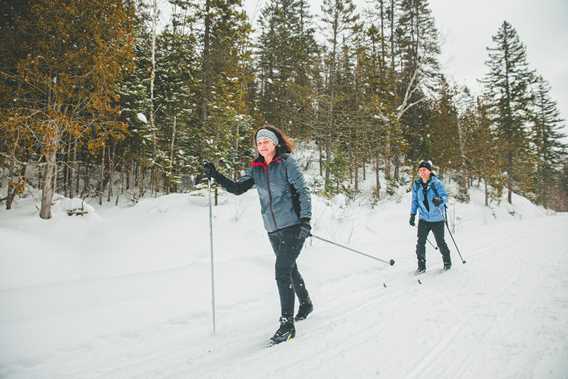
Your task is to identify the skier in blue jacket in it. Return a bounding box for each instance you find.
[203,125,313,345]
[409,160,452,273]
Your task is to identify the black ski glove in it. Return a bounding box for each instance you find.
[409,214,416,227]
[432,196,442,207]
[298,218,312,240]
[203,161,217,179]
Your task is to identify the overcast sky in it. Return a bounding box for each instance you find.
[428,0,568,123]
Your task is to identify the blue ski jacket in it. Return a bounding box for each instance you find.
[410,175,448,223]
[212,154,311,233]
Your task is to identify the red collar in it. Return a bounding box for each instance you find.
[251,156,284,169]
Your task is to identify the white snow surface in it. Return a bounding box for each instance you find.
[1,183,568,378]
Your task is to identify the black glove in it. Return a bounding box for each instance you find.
[432,196,442,207]
[409,214,416,227]
[203,161,217,179]
[298,218,312,240]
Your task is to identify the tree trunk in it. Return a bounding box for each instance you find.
[99,146,105,206]
[375,157,381,200]
[484,178,489,207]
[198,0,211,164]
[149,0,158,196]
[126,159,131,191]
[325,10,339,192]
[107,143,114,203]
[394,156,400,180]
[73,139,79,198]
[63,140,69,197]
[384,128,391,179]
[507,152,513,204]
[6,163,27,210]
[169,115,177,193]
[40,130,59,219]
[139,166,145,198]
[83,162,90,197]
[318,142,324,176]
[6,129,19,210]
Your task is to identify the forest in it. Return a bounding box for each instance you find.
[1,0,567,219]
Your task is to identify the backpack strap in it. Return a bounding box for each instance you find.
[431,180,440,198]
[430,177,448,211]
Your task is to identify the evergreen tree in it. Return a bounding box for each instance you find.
[529,75,567,208]
[364,0,405,196]
[319,0,360,193]
[430,78,459,174]
[464,97,504,205]
[397,0,441,170]
[154,27,200,192]
[164,0,255,184]
[119,0,155,198]
[256,0,320,136]
[481,21,536,204]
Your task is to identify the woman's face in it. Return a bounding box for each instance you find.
[418,167,431,182]
[257,138,277,159]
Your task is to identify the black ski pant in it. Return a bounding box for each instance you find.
[268,224,310,319]
[416,219,451,266]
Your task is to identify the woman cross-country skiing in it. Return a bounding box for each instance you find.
[203,125,313,345]
[409,160,452,273]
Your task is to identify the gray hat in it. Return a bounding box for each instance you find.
[256,128,279,146]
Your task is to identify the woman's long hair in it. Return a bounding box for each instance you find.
[254,124,295,155]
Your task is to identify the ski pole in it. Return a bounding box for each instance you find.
[427,237,438,250]
[443,207,466,264]
[207,171,217,335]
[310,233,395,266]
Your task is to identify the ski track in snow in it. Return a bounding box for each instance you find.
[1,191,568,379]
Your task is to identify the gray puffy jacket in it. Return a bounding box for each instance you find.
[212,154,311,233]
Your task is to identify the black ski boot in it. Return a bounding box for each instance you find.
[269,317,295,345]
[416,259,426,274]
[295,300,313,321]
[443,254,452,270]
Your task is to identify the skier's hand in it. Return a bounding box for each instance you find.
[432,196,442,207]
[298,218,312,240]
[203,161,217,179]
[409,214,416,227]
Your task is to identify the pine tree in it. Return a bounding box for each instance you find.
[397,0,441,170]
[363,0,406,197]
[529,75,567,208]
[119,0,155,198]
[466,97,504,205]
[256,0,320,136]
[430,77,459,174]
[164,0,255,185]
[481,21,536,204]
[154,27,200,192]
[319,0,360,193]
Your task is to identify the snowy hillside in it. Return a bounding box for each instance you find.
[1,182,568,378]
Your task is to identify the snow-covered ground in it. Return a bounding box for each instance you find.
[1,181,568,378]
